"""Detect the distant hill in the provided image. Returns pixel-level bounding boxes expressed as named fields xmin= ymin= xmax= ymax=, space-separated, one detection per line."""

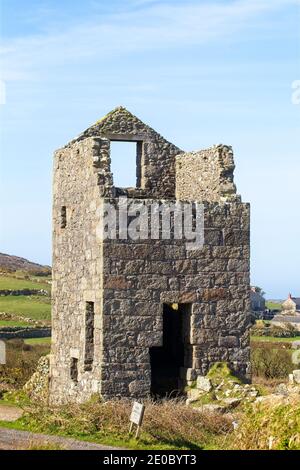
xmin=0 ymin=253 xmax=51 ymax=275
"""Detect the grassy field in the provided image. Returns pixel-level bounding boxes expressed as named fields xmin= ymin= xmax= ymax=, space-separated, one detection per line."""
xmin=266 ymin=301 xmax=282 ymax=310
xmin=0 ymin=296 xmax=51 ymax=321
xmin=0 ymin=320 xmax=30 ymax=328
xmin=0 ymin=275 xmax=50 ymax=293
xmin=24 ymin=337 xmax=51 ymax=345
xmin=0 ymin=273 xmax=51 ymax=325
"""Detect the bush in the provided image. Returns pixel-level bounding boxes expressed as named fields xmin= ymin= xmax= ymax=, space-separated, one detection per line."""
xmin=251 ymin=343 xmax=293 ymax=379
xmin=251 ymin=322 xmax=298 ymax=338
xmin=229 ymin=399 xmax=300 ymax=450
xmin=0 ymin=339 xmax=50 ymax=393
xmin=270 ymin=324 xmax=298 ymax=338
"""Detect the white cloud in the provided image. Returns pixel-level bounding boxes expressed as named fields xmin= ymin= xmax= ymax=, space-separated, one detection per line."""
xmin=0 ymin=0 xmax=298 ymax=81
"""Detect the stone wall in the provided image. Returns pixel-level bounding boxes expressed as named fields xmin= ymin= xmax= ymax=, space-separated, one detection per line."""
xmin=0 ymin=327 xmax=51 ymax=339
xmin=0 ymin=311 xmax=50 ymax=327
xmin=176 ymin=145 xmax=238 ymax=203
xmin=24 ymin=355 xmax=50 ymax=403
xmin=100 ymin=201 xmax=250 ymax=399
xmin=50 ymin=138 xmax=104 ymax=404
xmin=0 ymin=289 xmax=48 ymax=296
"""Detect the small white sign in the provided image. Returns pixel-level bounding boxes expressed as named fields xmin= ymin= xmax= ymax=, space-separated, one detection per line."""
xmin=0 ymin=340 xmax=6 ymax=365
xmin=130 ymin=401 xmax=145 ymax=426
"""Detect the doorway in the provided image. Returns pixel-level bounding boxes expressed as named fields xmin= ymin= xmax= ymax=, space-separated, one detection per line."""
xmin=150 ymin=303 xmax=191 ymax=397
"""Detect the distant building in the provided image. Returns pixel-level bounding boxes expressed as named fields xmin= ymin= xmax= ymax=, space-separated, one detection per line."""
xmin=271 ymin=293 xmax=300 ymax=331
xmin=250 ymin=287 xmax=265 ymax=312
xmin=281 ymin=293 xmax=300 ymax=315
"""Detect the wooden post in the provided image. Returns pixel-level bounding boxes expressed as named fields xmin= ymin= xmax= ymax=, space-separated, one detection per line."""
xmin=135 ymin=425 xmax=141 ymax=439
xmin=0 ymin=340 xmax=6 ymax=365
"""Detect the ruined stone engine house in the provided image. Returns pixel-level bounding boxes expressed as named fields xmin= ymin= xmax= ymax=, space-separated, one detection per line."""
xmin=50 ymin=107 xmax=250 ymax=404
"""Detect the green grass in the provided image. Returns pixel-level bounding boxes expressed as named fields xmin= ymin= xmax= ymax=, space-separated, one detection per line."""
xmin=251 ymin=335 xmax=300 ymax=343
xmin=266 ymin=301 xmax=282 ymax=310
xmin=0 ymin=320 xmax=30 ymax=328
xmin=0 ymin=275 xmax=51 ymax=293
xmin=29 ymin=274 xmax=51 ymax=283
xmin=24 ymin=337 xmax=51 ymax=345
xmin=0 ymin=296 xmax=51 ymax=321
xmin=0 ymin=416 xmax=221 ymax=450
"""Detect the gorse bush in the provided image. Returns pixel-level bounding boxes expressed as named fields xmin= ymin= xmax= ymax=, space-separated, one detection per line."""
xmin=251 ymin=343 xmax=293 ymax=379
xmin=230 ymin=399 xmax=300 ymax=450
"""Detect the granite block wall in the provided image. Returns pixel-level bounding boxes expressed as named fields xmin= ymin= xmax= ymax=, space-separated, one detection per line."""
xmin=100 ymin=201 xmax=250 ymax=399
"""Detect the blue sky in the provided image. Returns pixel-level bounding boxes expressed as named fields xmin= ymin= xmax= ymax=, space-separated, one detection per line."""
xmin=0 ymin=0 xmax=299 ymax=298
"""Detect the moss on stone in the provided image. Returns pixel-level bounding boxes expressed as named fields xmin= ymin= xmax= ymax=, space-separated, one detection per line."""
xmin=207 ymin=362 xmax=242 ymax=385
xmin=94 ymin=106 xmax=131 ymax=126
xmin=191 ymin=391 xmax=217 ymax=407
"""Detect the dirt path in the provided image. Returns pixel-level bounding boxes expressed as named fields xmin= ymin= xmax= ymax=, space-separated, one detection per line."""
xmin=0 ymin=426 xmax=123 ymax=450
xmin=0 ymin=405 xmax=23 ymax=422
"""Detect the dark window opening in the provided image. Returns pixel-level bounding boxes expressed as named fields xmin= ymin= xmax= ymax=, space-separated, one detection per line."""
xmin=84 ymin=301 xmax=95 ymax=371
xmin=150 ymin=303 xmax=192 ymax=398
xmin=110 ymin=140 xmax=143 ymax=188
xmin=70 ymin=357 xmax=78 ymax=383
xmin=61 ymin=206 xmax=67 ymax=228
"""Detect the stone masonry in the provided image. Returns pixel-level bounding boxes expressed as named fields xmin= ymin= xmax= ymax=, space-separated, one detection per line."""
xmin=50 ymin=106 xmax=251 ymax=404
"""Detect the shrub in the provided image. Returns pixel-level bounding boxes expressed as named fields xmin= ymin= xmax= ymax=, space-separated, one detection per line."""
xmin=0 ymin=339 xmax=50 ymax=393
xmin=251 ymin=322 xmax=298 ymax=338
xmin=251 ymin=343 xmax=293 ymax=379
xmin=229 ymin=399 xmax=300 ymax=450
xmin=270 ymin=324 xmax=298 ymax=338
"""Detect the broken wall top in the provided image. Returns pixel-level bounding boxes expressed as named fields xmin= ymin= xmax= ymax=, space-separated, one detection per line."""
xmin=176 ymin=144 xmax=241 ymax=203
xmin=56 ymin=107 xmax=242 ymax=203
